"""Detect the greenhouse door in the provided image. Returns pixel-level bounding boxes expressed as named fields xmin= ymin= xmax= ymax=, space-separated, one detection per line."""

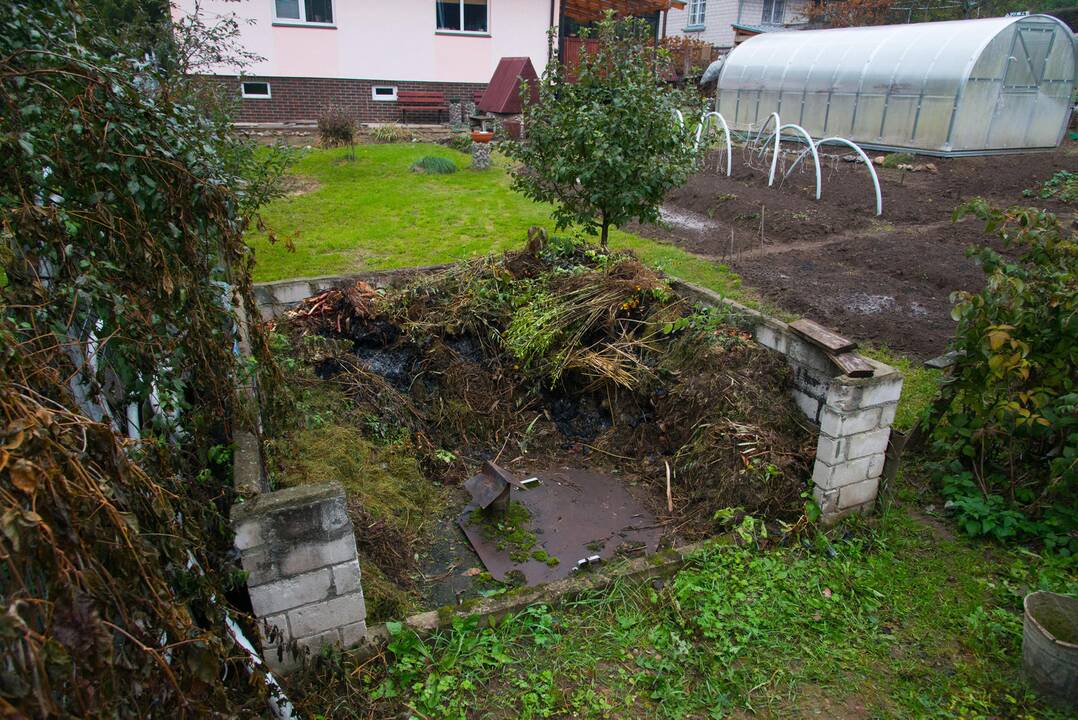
xmin=985 ymin=23 xmax=1053 ymax=148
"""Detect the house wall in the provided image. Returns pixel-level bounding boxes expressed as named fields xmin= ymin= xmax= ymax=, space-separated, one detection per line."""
xmin=665 ymin=0 xmax=809 ymax=49
xmin=208 ymin=74 xmax=487 ymax=123
xmin=173 ymin=0 xmax=559 ymax=122
xmin=665 ymin=0 xmax=740 ymax=49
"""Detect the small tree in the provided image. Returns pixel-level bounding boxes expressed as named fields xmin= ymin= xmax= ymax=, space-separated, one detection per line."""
xmin=504 ymin=13 xmax=701 ymax=248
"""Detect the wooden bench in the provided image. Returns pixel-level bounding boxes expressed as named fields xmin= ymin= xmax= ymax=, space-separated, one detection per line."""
xmin=398 ymin=91 xmax=448 ymax=123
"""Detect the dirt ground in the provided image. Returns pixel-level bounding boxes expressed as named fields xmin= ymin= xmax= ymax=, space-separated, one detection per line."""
xmin=632 ymin=141 xmax=1077 ymax=358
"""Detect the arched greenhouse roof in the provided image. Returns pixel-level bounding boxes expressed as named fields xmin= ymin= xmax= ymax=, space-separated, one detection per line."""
xmin=716 ymin=15 xmax=1077 ymax=156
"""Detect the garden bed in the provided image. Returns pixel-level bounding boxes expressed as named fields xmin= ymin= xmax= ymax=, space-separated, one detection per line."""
xmin=262 ymin=241 xmax=819 ymax=622
xmin=631 ymin=141 xmax=1077 ymax=357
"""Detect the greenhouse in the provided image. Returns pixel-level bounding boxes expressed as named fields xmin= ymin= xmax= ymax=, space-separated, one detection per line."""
xmin=715 ymin=15 xmax=1077 ymax=156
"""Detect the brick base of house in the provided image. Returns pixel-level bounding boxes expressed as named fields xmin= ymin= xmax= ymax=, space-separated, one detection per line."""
xmin=206 ymin=75 xmax=487 ymax=125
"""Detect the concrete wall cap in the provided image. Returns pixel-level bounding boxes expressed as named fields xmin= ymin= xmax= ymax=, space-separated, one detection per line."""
xmin=231 ymin=480 xmax=345 ymax=525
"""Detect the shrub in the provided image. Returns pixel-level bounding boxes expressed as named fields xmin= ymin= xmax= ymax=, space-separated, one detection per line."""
xmin=1 ymin=0 xmax=288 ymax=713
xmin=317 ymin=105 xmax=357 ymax=148
xmin=928 ymin=200 xmax=1077 ymax=553
xmin=411 ymin=155 xmax=457 ymax=174
xmin=370 ymin=123 xmax=410 ymax=143
xmin=503 ymin=13 xmax=702 ymax=248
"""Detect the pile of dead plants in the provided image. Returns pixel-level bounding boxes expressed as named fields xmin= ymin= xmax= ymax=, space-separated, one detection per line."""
xmin=273 ymin=235 xmax=815 ymax=541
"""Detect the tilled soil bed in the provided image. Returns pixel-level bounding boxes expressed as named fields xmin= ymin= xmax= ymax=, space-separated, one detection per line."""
xmin=631 ymin=141 xmax=1077 ymax=358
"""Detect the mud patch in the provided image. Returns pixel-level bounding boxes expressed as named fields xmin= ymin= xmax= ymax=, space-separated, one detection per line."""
xmin=659 ymin=205 xmax=721 ymax=234
xmin=280 ymin=173 xmax=322 ymax=197
xmin=845 ymin=293 xmax=896 ymax=315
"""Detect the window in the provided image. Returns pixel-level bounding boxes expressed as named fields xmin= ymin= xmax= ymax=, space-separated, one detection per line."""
xmin=688 ymin=0 xmax=706 ymax=26
xmin=241 ymin=81 xmax=271 ymax=98
xmin=761 ymin=0 xmax=785 ymax=24
xmin=274 ymin=0 xmax=334 ymax=25
xmin=436 ymin=0 xmax=488 ymax=34
xmin=372 ymin=86 xmax=398 ymax=101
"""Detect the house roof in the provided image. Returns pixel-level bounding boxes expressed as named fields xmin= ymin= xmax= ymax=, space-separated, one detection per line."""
xmin=563 ymin=0 xmax=686 ymax=22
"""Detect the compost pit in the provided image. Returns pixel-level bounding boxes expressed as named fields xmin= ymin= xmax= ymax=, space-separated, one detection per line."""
xmin=265 ymin=240 xmax=815 ymax=621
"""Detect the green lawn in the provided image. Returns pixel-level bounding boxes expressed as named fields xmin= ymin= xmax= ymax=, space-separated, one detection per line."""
xmin=253 ymin=145 xmax=1075 ymax=719
xmin=249 ymin=143 xmax=744 ymax=302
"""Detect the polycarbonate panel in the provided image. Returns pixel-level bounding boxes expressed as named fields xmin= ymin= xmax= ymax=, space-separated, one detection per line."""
xmin=1029 ymin=93 xmax=1070 ymax=142
xmin=852 ymin=95 xmax=886 ymax=139
xmin=948 ymin=81 xmax=997 ymax=148
xmin=715 ymin=15 xmax=1076 ymax=155
xmin=880 ymin=96 xmax=918 ymax=144
xmin=986 ymin=91 xmax=1038 ymax=147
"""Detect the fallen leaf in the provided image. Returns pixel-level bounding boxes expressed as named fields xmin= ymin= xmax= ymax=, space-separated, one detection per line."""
xmin=10 ymin=459 xmax=39 ymax=495
xmin=822 ymin=587 xmax=832 ymax=599
xmin=462 ymin=567 xmax=483 ymax=577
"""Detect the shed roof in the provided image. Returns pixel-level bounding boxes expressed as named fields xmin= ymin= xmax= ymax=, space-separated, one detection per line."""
xmin=478 ymin=57 xmax=539 ymax=115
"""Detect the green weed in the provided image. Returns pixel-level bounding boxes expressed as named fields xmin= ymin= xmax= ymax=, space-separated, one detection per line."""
xmin=303 ymin=499 xmax=1076 ymax=719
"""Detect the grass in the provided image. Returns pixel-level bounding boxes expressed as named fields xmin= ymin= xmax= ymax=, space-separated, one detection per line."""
xmin=859 ymin=345 xmax=941 ymax=431
xmin=248 ymin=144 xmax=744 ymax=303
xmin=295 ymin=465 xmax=1077 ymax=719
xmin=255 ymin=146 xmax=1075 ymax=718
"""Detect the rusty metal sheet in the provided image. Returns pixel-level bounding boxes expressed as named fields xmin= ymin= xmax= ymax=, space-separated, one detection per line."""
xmin=463 ymin=461 xmax=523 ymax=512
xmin=459 ymin=466 xmax=663 ymax=586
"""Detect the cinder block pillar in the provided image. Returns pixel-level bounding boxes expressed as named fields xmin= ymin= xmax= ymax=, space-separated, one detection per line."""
xmin=232 ymin=481 xmax=367 ymax=672
xmin=812 ymin=372 xmax=903 ymax=522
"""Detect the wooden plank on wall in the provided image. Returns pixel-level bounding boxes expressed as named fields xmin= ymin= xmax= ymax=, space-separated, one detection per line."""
xmin=828 ymin=351 xmax=875 ymax=378
xmin=789 ymin=318 xmax=858 ymax=354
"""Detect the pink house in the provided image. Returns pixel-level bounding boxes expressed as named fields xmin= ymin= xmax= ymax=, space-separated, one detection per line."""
xmin=174 ymin=0 xmax=686 ymax=124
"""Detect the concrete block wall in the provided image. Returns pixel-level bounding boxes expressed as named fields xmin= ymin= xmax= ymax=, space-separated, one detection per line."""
xmin=231 ymin=481 xmax=366 ymax=672
xmin=670 ymin=279 xmax=904 ymax=523
xmin=810 ymin=373 xmax=902 ymax=518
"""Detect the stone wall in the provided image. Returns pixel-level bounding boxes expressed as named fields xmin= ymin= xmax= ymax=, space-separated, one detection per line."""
xmin=231 ymin=481 xmax=367 ymax=672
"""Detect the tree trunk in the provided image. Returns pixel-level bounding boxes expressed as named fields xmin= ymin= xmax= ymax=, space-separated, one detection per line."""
xmin=600 ymin=214 xmax=610 ymax=249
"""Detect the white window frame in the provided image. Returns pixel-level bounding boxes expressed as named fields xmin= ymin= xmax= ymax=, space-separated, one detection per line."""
xmin=272 ymin=0 xmax=336 ymax=28
xmin=241 ymin=81 xmax=272 ymax=99
xmin=371 ymin=86 xmax=398 ymax=102
xmin=761 ymin=0 xmax=785 ymax=25
xmin=435 ymin=0 xmax=491 ymax=36
xmin=687 ymin=0 xmax=706 ymax=28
